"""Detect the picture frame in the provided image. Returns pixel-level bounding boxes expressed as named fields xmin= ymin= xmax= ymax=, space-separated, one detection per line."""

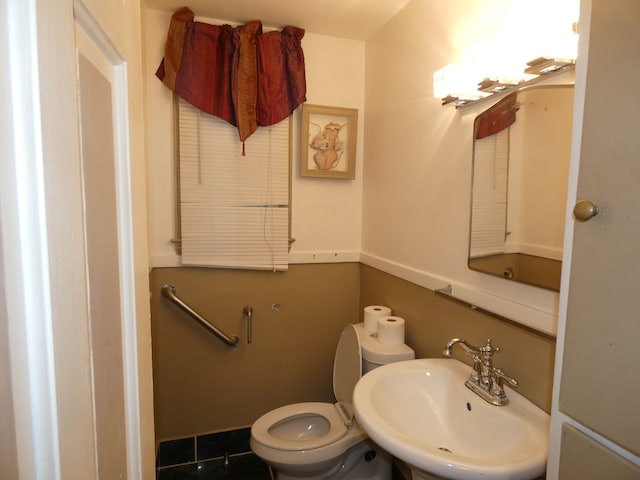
xmin=300 ymin=104 xmax=358 ymax=179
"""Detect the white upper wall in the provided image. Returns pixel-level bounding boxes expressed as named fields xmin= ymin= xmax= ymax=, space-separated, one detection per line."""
xmin=144 ymin=8 xmax=365 ymax=267
xmin=362 ymin=0 xmax=577 ymax=334
xmin=144 ymin=0 xmax=578 ymax=334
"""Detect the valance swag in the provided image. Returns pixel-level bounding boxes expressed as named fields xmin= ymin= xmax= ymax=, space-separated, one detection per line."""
xmin=474 ymin=95 xmax=518 ymax=140
xmin=156 ymin=7 xmax=306 ymax=145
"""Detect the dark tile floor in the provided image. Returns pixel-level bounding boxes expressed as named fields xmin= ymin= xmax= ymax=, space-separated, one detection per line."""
xmin=156 ymin=428 xmax=272 ymax=480
xmin=157 ymin=453 xmax=271 ymax=480
xmin=156 ymin=426 xmax=411 ymax=480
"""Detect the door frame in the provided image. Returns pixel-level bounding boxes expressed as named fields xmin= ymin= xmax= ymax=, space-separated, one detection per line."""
xmin=75 ymin=4 xmax=146 ymax=477
xmin=1 ymin=0 xmax=154 ymax=478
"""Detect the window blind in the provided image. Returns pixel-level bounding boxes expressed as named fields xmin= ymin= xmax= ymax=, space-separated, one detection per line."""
xmin=469 ymin=129 xmax=509 ymax=258
xmin=177 ymin=98 xmax=290 ymax=271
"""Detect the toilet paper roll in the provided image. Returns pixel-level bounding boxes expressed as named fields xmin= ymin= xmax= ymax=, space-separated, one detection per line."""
xmin=364 ymin=305 xmax=392 ymax=332
xmin=377 ymin=316 xmax=405 ymax=345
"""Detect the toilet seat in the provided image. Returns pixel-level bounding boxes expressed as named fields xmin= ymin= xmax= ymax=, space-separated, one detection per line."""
xmin=251 ymin=325 xmax=364 ymax=455
xmin=251 ymin=402 xmax=348 ymax=451
xmin=251 ymin=324 xmax=376 ymax=476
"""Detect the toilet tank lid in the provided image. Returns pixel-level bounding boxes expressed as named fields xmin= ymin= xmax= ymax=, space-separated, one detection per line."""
xmin=355 ymin=323 xmax=415 ymax=364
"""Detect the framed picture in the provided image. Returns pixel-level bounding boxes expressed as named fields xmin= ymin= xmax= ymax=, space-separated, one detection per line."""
xmin=300 ymin=104 xmax=358 ymax=179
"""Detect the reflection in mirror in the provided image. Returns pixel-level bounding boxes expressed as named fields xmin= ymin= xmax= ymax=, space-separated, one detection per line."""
xmin=469 ymin=85 xmax=574 ymax=291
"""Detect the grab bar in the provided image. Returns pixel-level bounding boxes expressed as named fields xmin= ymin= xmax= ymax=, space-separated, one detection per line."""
xmin=161 ymin=284 xmax=240 ymax=347
xmin=243 ymin=305 xmax=253 ymax=344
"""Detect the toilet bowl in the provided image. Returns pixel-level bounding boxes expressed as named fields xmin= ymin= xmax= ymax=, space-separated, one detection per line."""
xmin=251 ymin=402 xmax=369 ymax=478
xmin=250 ymin=322 xmax=414 ymax=480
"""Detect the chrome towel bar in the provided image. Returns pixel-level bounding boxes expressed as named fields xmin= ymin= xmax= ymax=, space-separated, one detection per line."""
xmin=160 ymin=284 xmax=240 ymax=347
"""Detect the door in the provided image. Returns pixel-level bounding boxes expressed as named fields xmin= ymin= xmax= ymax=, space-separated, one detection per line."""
xmin=0 ymin=0 xmax=154 ymax=478
xmin=548 ymin=0 xmax=640 ymax=476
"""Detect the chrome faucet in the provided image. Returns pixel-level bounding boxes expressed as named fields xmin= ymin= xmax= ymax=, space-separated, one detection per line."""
xmin=443 ymin=338 xmax=518 ymax=406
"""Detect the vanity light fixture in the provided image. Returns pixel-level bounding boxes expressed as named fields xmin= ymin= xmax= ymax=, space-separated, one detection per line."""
xmin=433 ymin=63 xmax=526 ymax=107
xmin=524 ymin=56 xmax=575 ymax=75
xmin=434 ymin=57 xmax=575 ymax=107
xmin=441 ymin=95 xmax=471 ymax=108
xmin=477 ymin=78 xmax=519 ymax=94
xmin=435 ymin=13 xmax=579 ymax=107
xmin=433 ymin=63 xmax=491 ymax=103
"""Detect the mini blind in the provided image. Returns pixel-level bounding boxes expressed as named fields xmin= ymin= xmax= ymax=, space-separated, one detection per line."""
xmin=177 ymin=98 xmax=290 ymax=271
xmin=470 ymin=129 xmax=509 ymax=258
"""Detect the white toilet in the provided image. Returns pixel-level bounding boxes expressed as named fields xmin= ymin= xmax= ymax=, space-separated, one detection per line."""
xmin=250 ymin=322 xmax=415 ymax=480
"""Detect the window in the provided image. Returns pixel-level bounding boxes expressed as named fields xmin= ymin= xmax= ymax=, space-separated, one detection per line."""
xmin=175 ymin=97 xmax=291 ymax=271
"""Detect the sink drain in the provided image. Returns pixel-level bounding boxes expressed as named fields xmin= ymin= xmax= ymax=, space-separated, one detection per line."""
xmin=438 ymin=447 xmax=453 ymax=454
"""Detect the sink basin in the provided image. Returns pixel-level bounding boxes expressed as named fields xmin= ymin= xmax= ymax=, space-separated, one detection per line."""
xmin=353 ymin=358 xmax=549 ymax=480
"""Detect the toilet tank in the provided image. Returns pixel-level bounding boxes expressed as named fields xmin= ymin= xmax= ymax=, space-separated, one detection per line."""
xmin=353 ymin=322 xmax=415 ymax=373
xmin=332 ymin=322 xmax=415 ymax=408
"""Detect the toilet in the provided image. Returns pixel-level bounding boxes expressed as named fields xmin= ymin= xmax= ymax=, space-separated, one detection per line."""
xmin=250 ymin=322 xmax=415 ymax=480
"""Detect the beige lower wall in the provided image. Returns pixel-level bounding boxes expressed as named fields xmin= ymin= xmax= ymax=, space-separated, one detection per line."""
xmin=360 ymin=265 xmax=556 ymax=412
xmin=150 ymin=263 xmax=556 ymax=442
xmin=149 ymin=264 xmax=361 ymax=441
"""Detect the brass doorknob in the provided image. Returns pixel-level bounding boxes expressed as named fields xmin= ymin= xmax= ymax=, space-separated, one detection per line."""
xmin=573 ymin=200 xmax=599 ymax=222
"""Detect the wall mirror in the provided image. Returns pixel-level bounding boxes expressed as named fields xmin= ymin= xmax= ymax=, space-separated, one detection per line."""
xmin=469 ymin=85 xmax=574 ymax=291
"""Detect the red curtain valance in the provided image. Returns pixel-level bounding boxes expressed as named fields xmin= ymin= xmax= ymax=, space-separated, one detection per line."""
xmin=475 ymin=95 xmax=518 ymax=140
xmin=156 ymin=7 xmax=307 ymax=144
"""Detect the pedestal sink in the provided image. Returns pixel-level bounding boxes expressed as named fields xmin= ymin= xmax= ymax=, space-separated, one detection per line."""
xmin=353 ymin=358 xmax=549 ymax=480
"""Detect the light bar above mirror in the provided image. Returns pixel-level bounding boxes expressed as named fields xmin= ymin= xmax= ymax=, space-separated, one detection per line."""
xmin=437 ymin=57 xmax=575 ymax=108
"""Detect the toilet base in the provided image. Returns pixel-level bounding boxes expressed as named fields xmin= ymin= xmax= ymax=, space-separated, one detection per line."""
xmin=275 ymin=440 xmax=391 ymax=480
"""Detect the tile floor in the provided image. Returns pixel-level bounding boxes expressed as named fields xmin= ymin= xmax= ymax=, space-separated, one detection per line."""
xmin=156 ymin=426 xmax=410 ymax=480
xmin=156 ymin=428 xmax=272 ymax=480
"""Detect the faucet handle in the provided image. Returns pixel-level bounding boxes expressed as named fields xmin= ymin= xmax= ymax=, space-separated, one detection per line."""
xmin=490 ymin=368 xmax=518 ymax=401
xmin=494 ymin=368 xmax=517 ymax=387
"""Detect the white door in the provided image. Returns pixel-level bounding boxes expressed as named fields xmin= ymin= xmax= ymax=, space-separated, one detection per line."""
xmin=548 ymin=0 xmax=640 ymax=476
xmin=0 ymin=0 xmax=154 ymax=478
